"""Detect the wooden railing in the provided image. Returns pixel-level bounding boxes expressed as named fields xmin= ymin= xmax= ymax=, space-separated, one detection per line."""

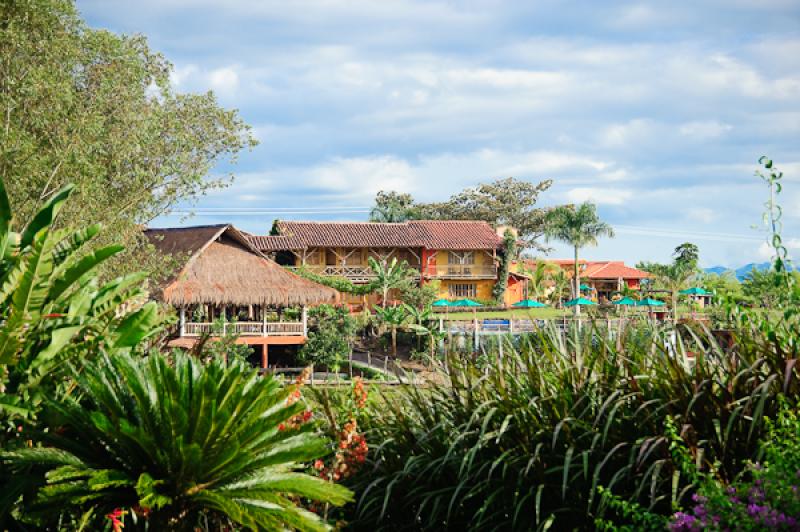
xmin=290 ymin=265 xmax=421 ymax=280
xmin=182 ymin=321 xmax=305 ymax=337
xmin=425 ymin=264 xmax=497 ymax=279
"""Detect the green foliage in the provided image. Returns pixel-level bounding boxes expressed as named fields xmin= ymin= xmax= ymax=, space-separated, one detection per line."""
xmin=293 ymin=266 xmax=376 ymax=295
xmin=2 ymin=351 xmax=352 ymax=530
xmin=373 ymin=305 xmax=409 ymax=357
xmin=492 ymin=229 xmax=518 ymax=303
xmin=544 ymin=202 xmax=614 ymax=298
xmin=399 ymin=279 xmax=440 ymax=309
xmin=300 ymin=305 xmax=357 ymax=371
xmin=741 ymin=268 xmax=800 ymax=308
xmin=369 ymin=191 xmax=418 ymax=222
xmin=346 ymin=316 xmax=800 ymax=530
xmin=0 ymin=179 xmax=164 ymax=425
xmin=0 ymin=0 xmax=256 ymax=279
xmin=638 ymin=242 xmax=701 ymax=313
xmin=368 ymin=257 xmax=415 ymax=308
xmin=199 ymin=317 xmax=252 ymax=365
xmin=668 ymin=399 xmax=800 ymax=530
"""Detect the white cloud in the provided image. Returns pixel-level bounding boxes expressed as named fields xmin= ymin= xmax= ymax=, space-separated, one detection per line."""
xmin=208 ymin=66 xmax=240 ymax=94
xmin=565 ymin=187 xmax=633 ymax=206
xmin=685 ymin=207 xmax=718 ymax=224
xmin=679 ymin=121 xmax=733 ymax=140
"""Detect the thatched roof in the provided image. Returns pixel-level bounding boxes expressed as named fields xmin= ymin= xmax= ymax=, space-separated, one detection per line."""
xmin=145 ymin=224 xmax=337 ymax=307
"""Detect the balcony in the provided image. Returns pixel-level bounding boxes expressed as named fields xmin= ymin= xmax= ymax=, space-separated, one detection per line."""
xmin=425 ymin=264 xmax=497 ymax=279
xmin=182 ymin=321 xmax=305 ymax=337
xmin=290 ymin=265 xmax=421 ymax=282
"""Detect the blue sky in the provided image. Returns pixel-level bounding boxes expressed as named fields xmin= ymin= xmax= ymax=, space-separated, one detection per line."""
xmin=79 ymin=0 xmax=800 ymax=267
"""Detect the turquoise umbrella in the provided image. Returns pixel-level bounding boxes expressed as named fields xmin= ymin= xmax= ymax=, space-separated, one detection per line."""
xmin=432 ymin=299 xmax=452 ymax=307
xmin=564 ymin=297 xmax=596 ymax=307
xmin=579 ymin=284 xmax=592 ymax=291
xmin=454 ymin=298 xmax=481 ymax=307
xmin=513 ymin=299 xmax=548 ymax=308
xmin=637 ymin=297 xmax=666 ymax=307
xmin=613 ymin=297 xmax=637 ymax=306
xmin=679 ymin=287 xmax=711 ymax=296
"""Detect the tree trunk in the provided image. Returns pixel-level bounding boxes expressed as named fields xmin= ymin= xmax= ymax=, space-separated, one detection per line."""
xmin=391 ymin=326 xmax=397 ymax=357
xmin=573 ymin=245 xmax=580 ymax=299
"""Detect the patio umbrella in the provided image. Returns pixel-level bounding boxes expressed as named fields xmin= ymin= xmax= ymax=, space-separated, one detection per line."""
xmin=513 ymin=299 xmax=548 ymax=308
xmin=564 ymin=297 xmax=596 ymax=307
xmin=579 ymin=284 xmax=592 ymax=291
xmin=432 ymin=299 xmax=452 ymax=306
xmin=636 ymin=297 xmax=665 ymax=307
xmin=612 ymin=297 xmax=637 ymax=306
xmin=679 ymin=287 xmax=711 ymax=296
xmin=454 ymin=298 xmax=482 ymax=307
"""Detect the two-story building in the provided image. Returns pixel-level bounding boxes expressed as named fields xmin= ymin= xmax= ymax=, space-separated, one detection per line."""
xmin=248 ymin=220 xmax=506 ymax=307
xmin=549 ymin=259 xmax=650 ymax=302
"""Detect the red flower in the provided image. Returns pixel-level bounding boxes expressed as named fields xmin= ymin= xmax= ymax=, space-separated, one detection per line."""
xmin=278 ymin=423 xmax=285 ymax=431
xmin=43 ymin=313 xmax=66 ymax=319
xmin=106 ymin=509 xmax=126 ymax=532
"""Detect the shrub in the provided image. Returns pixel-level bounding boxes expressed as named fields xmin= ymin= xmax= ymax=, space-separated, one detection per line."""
xmin=300 ymin=305 xmax=357 ymax=371
xmin=345 ymin=318 xmax=800 ymax=530
xmin=2 ymin=351 xmax=352 ymax=530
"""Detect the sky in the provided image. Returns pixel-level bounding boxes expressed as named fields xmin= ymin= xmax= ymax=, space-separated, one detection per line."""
xmin=79 ymin=0 xmax=800 ymax=268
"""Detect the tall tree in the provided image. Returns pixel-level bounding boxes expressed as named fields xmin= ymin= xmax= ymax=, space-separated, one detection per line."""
xmin=0 ymin=0 xmax=257 ymax=278
xmin=417 ymin=177 xmax=553 ymax=249
xmin=544 ymin=202 xmax=614 ymax=299
xmin=369 ymin=191 xmax=417 ymax=222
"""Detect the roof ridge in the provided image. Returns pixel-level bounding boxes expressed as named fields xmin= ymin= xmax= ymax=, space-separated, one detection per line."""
xmin=145 ymin=223 xmax=229 ymax=232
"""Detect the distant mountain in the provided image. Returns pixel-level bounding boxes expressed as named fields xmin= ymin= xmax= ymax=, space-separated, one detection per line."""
xmin=704 ymin=262 xmax=795 ymax=280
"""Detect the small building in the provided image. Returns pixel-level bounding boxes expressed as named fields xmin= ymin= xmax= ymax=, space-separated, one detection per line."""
xmin=145 ymin=224 xmax=338 ymax=368
xmin=545 ymin=260 xmax=650 ymax=303
xmin=249 ymin=220 xmax=505 ymax=308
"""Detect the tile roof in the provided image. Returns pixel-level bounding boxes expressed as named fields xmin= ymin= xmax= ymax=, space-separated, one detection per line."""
xmin=549 ymin=260 xmax=650 ymax=280
xmin=248 ymin=220 xmax=504 ymax=251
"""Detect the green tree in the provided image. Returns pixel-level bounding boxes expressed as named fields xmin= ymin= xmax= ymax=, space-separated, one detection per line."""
xmin=492 ymin=229 xmax=518 ymax=303
xmin=368 ymin=257 xmax=413 ymax=308
xmin=399 ymin=279 xmax=440 ymax=309
xmin=637 ymin=242 xmax=701 ymax=316
xmin=374 ymin=305 xmax=408 ymax=357
xmin=2 ymin=351 xmax=352 ymax=530
xmin=299 ymin=305 xmax=356 ymax=371
xmin=416 ymin=177 xmax=553 ymax=249
xmin=544 ymin=202 xmax=615 ymax=300
xmin=369 ymin=191 xmax=417 ymax=222
xmin=0 ymin=0 xmax=256 ymax=279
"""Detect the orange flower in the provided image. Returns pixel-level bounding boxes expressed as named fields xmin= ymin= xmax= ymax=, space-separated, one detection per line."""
xmin=106 ymin=509 xmax=126 ymax=532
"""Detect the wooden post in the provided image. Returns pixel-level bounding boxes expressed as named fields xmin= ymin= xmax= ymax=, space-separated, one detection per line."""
xmin=179 ymin=307 xmax=186 ymax=337
xmin=367 ymin=351 xmax=371 ymax=368
xmin=349 ymin=351 xmax=353 ymax=378
xmin=261 ymin=344 xmax=268 ymax=369
xmin=302 ymin=306 xmax=308 ymax=336
xmin=473 ymin=318 xmax=479 ymax=351
xmin=384 ymin=355 xmax=388 ymax=373
xmin=262 ymin=307 xmax=267 ymax=336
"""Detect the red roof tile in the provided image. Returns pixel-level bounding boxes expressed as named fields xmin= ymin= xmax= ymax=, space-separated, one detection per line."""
xmin=248 ymin=220 xmax=503 ymax=251
xmin=548 ymin=260 xmax=649 ymax=280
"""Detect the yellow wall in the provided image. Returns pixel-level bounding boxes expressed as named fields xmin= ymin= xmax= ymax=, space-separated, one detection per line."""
xmin=431 ymin=250 xmax=493 ymax=266
xmin=436 ymin=279 xmax=495 ymax=301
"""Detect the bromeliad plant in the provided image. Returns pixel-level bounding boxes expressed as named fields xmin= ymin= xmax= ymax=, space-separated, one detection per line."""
xmin=2 ymin=352 xmax=353 ymax=531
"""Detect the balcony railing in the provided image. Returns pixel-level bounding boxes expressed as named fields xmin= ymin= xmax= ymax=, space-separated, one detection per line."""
xmin=425 ymin=264 xmax=497 ymax=279
xmin=290 ymin=265 xmax=421 ymax=281
xmin=182 ymin=321 xmax=304 ymax=337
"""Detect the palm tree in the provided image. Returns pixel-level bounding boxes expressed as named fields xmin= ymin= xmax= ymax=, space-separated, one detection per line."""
xmin=544 ymin=202 xmax=615 ymax=300
xmin=3 ymin=351 xmax=352 ymax=530
xmin=368 ymin=256 xmax=412 ymax=308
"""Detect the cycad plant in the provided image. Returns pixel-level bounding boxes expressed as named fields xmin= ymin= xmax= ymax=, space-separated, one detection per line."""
xmin=3 ymin=352 xmax=352 ymax=531
xmin=347 ymin=317 xmax=800 ymax=530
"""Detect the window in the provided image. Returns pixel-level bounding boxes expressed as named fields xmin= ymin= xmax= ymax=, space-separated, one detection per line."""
xmin=449 ymin=283 xmax=477 ymax=298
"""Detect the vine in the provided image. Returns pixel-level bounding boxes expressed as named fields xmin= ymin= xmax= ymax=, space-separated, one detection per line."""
xmin=291 ymin=266 xmax=377 ymax=295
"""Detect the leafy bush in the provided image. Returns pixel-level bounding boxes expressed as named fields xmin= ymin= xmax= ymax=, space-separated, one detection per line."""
xmin=345 ymin=318 xmax=799 ymax=530
xmin=300 ymin=305 xmax=356 ymax=371
xmin=670 ymin=399 xmax=800 ymax=530
xmin=2 ymin=351 xmax=352 ymax=530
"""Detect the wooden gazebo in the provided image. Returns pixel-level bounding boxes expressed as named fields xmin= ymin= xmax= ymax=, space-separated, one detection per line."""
xmin=145 ymin=224 xmax=338 ymax=367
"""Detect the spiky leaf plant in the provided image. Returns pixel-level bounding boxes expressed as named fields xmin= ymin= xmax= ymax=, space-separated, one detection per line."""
xmin=3 ymin=351 xmax=352 ymax=530
xmin=348 ymin=319 xmax=799 ymax=530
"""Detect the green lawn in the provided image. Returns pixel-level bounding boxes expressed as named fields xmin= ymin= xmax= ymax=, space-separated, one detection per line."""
xmin=436 ymin=308 xmax=568 ymax=320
